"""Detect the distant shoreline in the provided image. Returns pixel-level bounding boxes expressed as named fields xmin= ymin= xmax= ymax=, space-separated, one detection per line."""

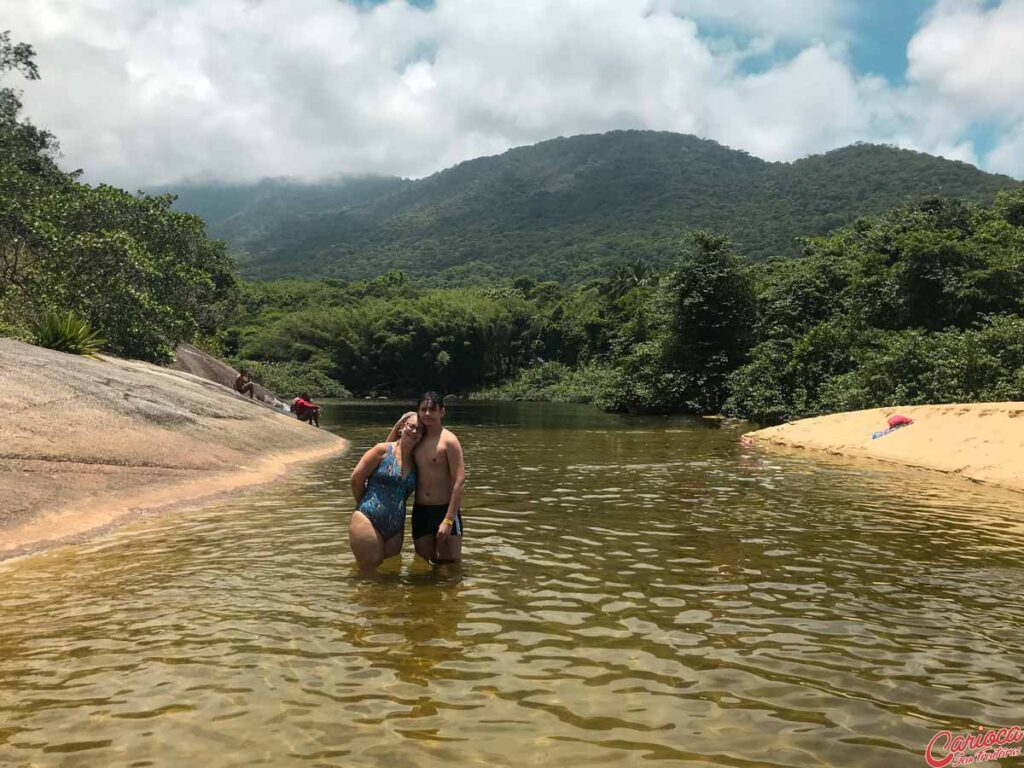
xmin=744 ymin=402 xmax=1024 ymax=495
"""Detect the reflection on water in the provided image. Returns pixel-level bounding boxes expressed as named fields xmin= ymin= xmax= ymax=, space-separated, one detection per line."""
xmin=1 ymin=401 xmax=1023 ymax=767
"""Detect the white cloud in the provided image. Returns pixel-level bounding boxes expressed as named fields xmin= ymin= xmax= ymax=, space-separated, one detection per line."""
xmin=908 ymin=0 xmax=1024 ymax=118
xmin=906 ymin=0 xmax=1024 ymax=176
xmin=705 ymin=44 xmax=887 ymax=161
xmin=988 ymin=130 xmax=1024 ymax=179
xmin=0 ymin=0 xmax=1021 ymax=186
xmin=655 ymin=0 xmax=856 ymax=42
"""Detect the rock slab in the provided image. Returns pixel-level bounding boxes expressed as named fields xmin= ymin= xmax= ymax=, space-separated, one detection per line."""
xmin=0 ymin=339 xmax=347 ymax=559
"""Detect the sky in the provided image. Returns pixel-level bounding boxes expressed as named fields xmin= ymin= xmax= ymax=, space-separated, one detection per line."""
xmin=2 ymin=0 xmax=1023 ymax=187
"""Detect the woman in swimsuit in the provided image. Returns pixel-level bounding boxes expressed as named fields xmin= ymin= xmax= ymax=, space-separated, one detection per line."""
xmin=348 ymin=414 xmax=421 ymax=570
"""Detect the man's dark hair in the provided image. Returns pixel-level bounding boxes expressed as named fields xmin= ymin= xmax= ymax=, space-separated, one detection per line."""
xmin=418 ymin=390 xmax=444 ymax=410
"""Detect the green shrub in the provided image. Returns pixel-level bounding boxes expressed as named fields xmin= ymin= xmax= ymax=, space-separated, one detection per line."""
xmin=838 ymin=316 xmax=1024 ymax=407
xmin=722 ymin=340 xmax=795 ymax=424
xmin=472 ymin=360 xmax=617 ymax=404
xmin=234 ymin=359 xmax=351 ymax=399
xmin=0 ymin=319 xmax=32 ymax=341
xmin=594 ymin=341 xmax=692 ymax=413
xmin=34 ymin=311 xmax=105 ymax=358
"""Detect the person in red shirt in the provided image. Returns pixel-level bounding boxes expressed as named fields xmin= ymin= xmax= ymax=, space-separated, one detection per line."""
xmin=293 ymin=393 xmax=321 ymax=427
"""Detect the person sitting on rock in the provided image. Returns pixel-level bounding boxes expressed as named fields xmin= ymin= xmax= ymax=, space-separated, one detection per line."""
xmin=234 ymin=369 xmax=255 ymax=399
xmin=293 ymin=393 xmax=321 ymax=427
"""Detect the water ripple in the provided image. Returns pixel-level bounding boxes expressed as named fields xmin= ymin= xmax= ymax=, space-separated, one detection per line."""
xmin=1 ymin=401 xmax=1023 ymax=766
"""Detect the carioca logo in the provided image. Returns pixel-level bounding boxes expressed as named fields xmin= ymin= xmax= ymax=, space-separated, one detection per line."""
xmin=925 ymin=726 xmax=1023 ymax=767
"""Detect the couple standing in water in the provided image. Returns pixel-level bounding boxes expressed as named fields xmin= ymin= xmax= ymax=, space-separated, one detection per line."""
xmin=348 ymin=392 xmax=465 ymax=570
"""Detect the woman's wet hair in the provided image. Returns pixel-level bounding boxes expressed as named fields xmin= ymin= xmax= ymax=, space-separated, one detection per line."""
xmin=418 ymin=390 xmax=444 ymax=410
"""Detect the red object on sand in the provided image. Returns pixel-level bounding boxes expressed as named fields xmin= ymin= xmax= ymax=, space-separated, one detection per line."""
xmin=887 ymin=414 xmax=913 ymax=428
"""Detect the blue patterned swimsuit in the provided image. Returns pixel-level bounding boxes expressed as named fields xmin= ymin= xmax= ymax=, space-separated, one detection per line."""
xmin=358 ymin=443 xmax=417 ymax=540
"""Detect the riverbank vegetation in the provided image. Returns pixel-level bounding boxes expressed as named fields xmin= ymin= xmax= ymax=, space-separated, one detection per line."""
xmin=224 ymin=191 xmax=1024 ymax=422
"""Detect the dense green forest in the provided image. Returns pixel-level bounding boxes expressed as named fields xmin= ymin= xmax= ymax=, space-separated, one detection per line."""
xmin=227 ymin=190 xmax=1024 ymax=422
xmin=163 ymin=175 xmax=407 ymax=260
xmin=0 ymin=33 xmax=236 ymax=363
xmin=3 ymin=30 xmax=1023 ymax=424
xmin=166 ymin=131 xmax=1020 ymax=283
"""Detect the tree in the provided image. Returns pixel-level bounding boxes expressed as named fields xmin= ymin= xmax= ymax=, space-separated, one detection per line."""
xmin=0 ymin=31 xmax=63 ymax=178
xmin=658 ymin=231 xmax=756 ymax=412
xmin=0 ymin=32 xmax=238 ymax=361
xmin=605 ymin=259 xmax=656 ymax=299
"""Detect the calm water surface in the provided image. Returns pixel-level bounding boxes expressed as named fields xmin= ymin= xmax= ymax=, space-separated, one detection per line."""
xmin=1 ymin=401 xmax=1023 ymax=767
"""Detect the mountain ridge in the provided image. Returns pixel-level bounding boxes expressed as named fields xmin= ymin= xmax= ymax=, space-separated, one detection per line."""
xmin=163 ymin=131 xmax=1021 ymax=282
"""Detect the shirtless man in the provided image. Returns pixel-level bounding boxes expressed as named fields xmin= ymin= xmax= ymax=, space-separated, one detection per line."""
xmin=388 ymin=392 xmax=465 ymax=563
xmin=234 ymin=369 xmax=255 ymax=399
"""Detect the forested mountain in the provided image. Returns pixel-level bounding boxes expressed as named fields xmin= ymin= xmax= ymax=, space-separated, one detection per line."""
xmin=159 ymin=175 xmax=407 ymax=256
xmin=166 ymin=131 xmax=1021 ymax=282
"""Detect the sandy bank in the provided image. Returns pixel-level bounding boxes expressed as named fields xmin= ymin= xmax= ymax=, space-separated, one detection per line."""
xmin=744 ymin=402 xmax=1024 ymax=493
xmin=0 ymin=339 xmax=347 ymax=559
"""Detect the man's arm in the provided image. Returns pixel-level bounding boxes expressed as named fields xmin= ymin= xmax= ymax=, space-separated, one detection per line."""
xmin=436 ymin=432 xmax=465 ymax=539
xmin=385 ymin=411 xmax=415 ymax=443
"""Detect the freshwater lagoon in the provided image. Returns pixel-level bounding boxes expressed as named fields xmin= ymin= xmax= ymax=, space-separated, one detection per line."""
xmin=1 ymin=401 xmax=1022 ymax=767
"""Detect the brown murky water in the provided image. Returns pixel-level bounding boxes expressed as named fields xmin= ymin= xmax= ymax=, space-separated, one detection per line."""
xmin=1 ymin=401 xmax=1023 ymax=767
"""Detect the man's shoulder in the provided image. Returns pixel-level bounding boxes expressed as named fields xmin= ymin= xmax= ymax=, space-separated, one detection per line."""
xmin=440 ymin=427 xmax=461 ymax=443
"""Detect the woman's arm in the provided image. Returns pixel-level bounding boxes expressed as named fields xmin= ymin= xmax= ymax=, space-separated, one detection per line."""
xmin=350 ymin=443 xmax=386 ymax=506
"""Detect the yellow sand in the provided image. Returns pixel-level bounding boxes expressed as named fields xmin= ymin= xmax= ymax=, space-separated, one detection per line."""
xmin=744 ymin=402 xmax=1024 ymax=493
